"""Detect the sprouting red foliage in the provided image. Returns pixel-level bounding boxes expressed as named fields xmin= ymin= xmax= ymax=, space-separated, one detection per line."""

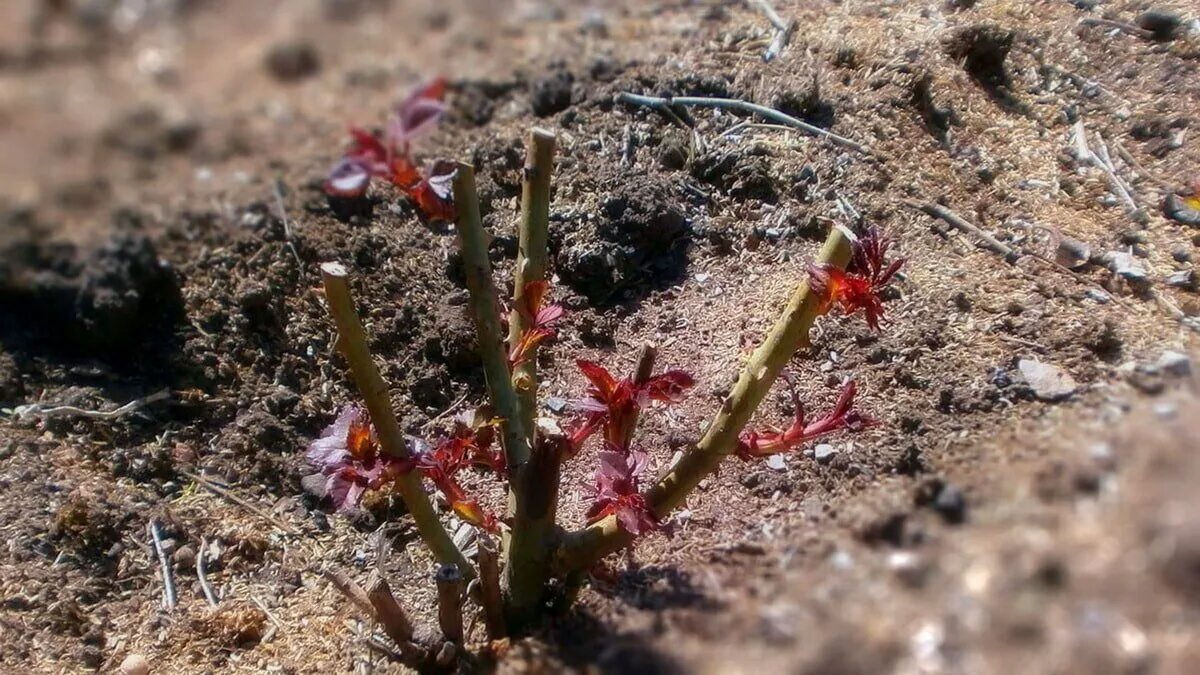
xmin=324 ymin=78 xmax=455 ymax=222
xmin=508 ymin=280 xmax=565 ymax=367
xmin=387 ymin=78 xmax=448 ymax=152
xmin=306 ymin=406 xmax=415 ymax=511
xmin=585 ymin=445 xmax=657 ymax=535
xmin=569 ymin=359 xmax=695 ymax=452
xmin=408 ymin=408 xmax=504 ymax=532
xmin=808 ymin=227 xmax=904 ymax=331
xmin=737 ymin=378 xmax=875 ymax=460
xmin=306 ymin=405 xmax=500 ymax=531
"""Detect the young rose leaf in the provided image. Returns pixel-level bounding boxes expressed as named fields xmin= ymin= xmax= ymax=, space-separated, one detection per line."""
xmin=569 ymin=358 xmax=695 ymax=451
xmin=305 ymin=405 xmax=415 ymax=511
xmin=737 ymin=379 xmax=876 ymax=460
xmin=508 ymin=280 xmax=565 ymax=367
xmin=585 ymin=445 xmax=656 ymax=535
xmin=387 ymin=77 xmax=448 ymax=151
xmin=809 ymin=226 xmax=904 ymax=331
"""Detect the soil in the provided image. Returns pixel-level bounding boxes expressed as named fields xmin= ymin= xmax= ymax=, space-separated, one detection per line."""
xmin=2 ymin=0 xmax=1199 ymax=673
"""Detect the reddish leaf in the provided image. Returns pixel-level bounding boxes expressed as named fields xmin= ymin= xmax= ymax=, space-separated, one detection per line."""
xmin=809 ymin=226 xmax=904 ymax=331
xmin=737 ymin=379 xmax=877 ymax=460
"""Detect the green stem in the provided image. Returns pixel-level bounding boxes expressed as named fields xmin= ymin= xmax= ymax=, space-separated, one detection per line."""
xmin=451 ymin=164 xmax=532 ymax=472
xmin=508 ymin=128 xmax=557 ymax=436
xmin=319 ymin=263 xmax=471 ymax=575
xmin=451 ymin=163 xmax=550 ymax=627
xmin=552 ymin=228 xmax=854 ymax=572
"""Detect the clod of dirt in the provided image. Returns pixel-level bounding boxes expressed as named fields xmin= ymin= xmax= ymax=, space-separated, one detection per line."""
xmin=1018 ymin=359 xmax=1077 ymax=402
xmin=0 ymin=349 xmax=24 ymax=404
xmin=193 ymin=603 xmax=268 ymax=647
xmin=424 ymin=301 xmax=481 ymax=377
xmin=943 ymin=25 xmax=1024 ymax=112
xmin=691 ymin=149 xmax=777 ymax=202
xmin=911 ymin=71 xmax=959 ymax=145
xmin=0 ymin=222 xmax=184 ymax=361
xmin=530 ymin=68 xmax=573 ymax=117
xmin=1137 ymin=10 xmax=1185 ymax=42
xmin=452 ymin=78 xmax=519 ymax=127
xmin=771 ymin=77 xmax=834 ymax=130
xmin=555 ymin=176 xmax=689 ymax=303
xmin=264 ymin=41 xmax=321 ymax=82
xmin=101 ymin=106 xmax=202 ymax=160
xmin=50 ymin=496 xmax=124 ymax=559
xmin=657 ymin=134 xmax=689 ymax=170
xmin=1082 ymin=318 xmax=1122 ymax=361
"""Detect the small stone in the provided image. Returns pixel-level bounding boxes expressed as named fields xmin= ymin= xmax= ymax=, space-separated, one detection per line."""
xmin=1166 ymin=269 xmax=1197 ymax=290
xmin=1085 ymin=289 xmax=1111 ymax=304
xmin=933 ymin=484 xmax=967 ymax=524
xmin=1158 ymin=350 xmax=1192 ymax=377
xmin=173 ymin=543 xmax=196 ymax=570
xmin=813 ymin=444 xmax=837 ymax=464
xmin=120 ymin=654 xmax=150 ymax=675
xmin=264 ymin=41 xmax=321 ymax=82
xmin=300 ymin=472 xmax=328 ymax=499
xmin=888 ymin=551 xmax=930 ymax=588
xmin=1137 ymin=10 xmax=1184 ymax=42
xmin=1172 ymin=247 xmax=1193 ymax=263
xmin=544 ymin=396 xmax=568 ymax=413
xmin=1107 ymin=251 xmax=1148 ymax=283
xmin=765 ymin=454 xmax=787 ymax=472
xmin=1018 ymin=359 xmax=1078 ymax=402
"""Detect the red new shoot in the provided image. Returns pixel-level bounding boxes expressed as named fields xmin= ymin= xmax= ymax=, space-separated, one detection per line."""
xmin=585 ymin=444 xmax=656 ymax=535
xmin=565 ymin=355 xmax=696 ymax=536
xmin=737 ymin=377 xmax=875 ymax=460
xmin=307 ymin=404 xmax=500 ymax=532
xmin=324 ymin=78 xmax=456 ymax=222
xmin=307 ymin=405 xmax=415 ymax=511
xmin=569 ymin=359 xmax=695 ymax=451
xmin=508 ymin=280 xmax=564 ymax=367
xmin=808 ymin=226 xmax=904 ymax=330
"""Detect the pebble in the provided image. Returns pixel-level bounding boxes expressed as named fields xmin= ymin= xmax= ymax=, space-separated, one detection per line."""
xmin=1107 ymin=251 xmax=1148 ymax=283
xmin=887 ymin=551 xmax=930 ymax=588
xmin=1018 ymin=359 xmax=1078 ymax=402
xmin=173 ymin=543 xmax=196 ymax=570
xmin=1158 ymin=350 xmax=1192 ymax=377
xmin=813 ymin=444 xmax=837 ymax=464
xmin=765 ymin=454 xmax=787 ymax=471
xmin=1165 ymin=269 xmax=1196 ymax=290
xmin=264 ymin=41 xmax=321 ymax=82
xmin=119 ymin=654 xmax=150 ymax=675
xmin=933 ymin=484 xmax=967 ymax=524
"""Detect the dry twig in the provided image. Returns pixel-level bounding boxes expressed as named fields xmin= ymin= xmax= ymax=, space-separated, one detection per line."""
xmin=197 ymin=537 xmax=219 ymax=607
xmin=749 ymin=0 xmax=796 ymax=62
xmin=902 ymin=200 xmax=1019 ymax=263
xmin=148 ymin=519 xmax=177 ymax=611
xmin=616 ymin=92 xmax=873 ymax=156
xmin=6 ymin=389 xmax=170 ymax=422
